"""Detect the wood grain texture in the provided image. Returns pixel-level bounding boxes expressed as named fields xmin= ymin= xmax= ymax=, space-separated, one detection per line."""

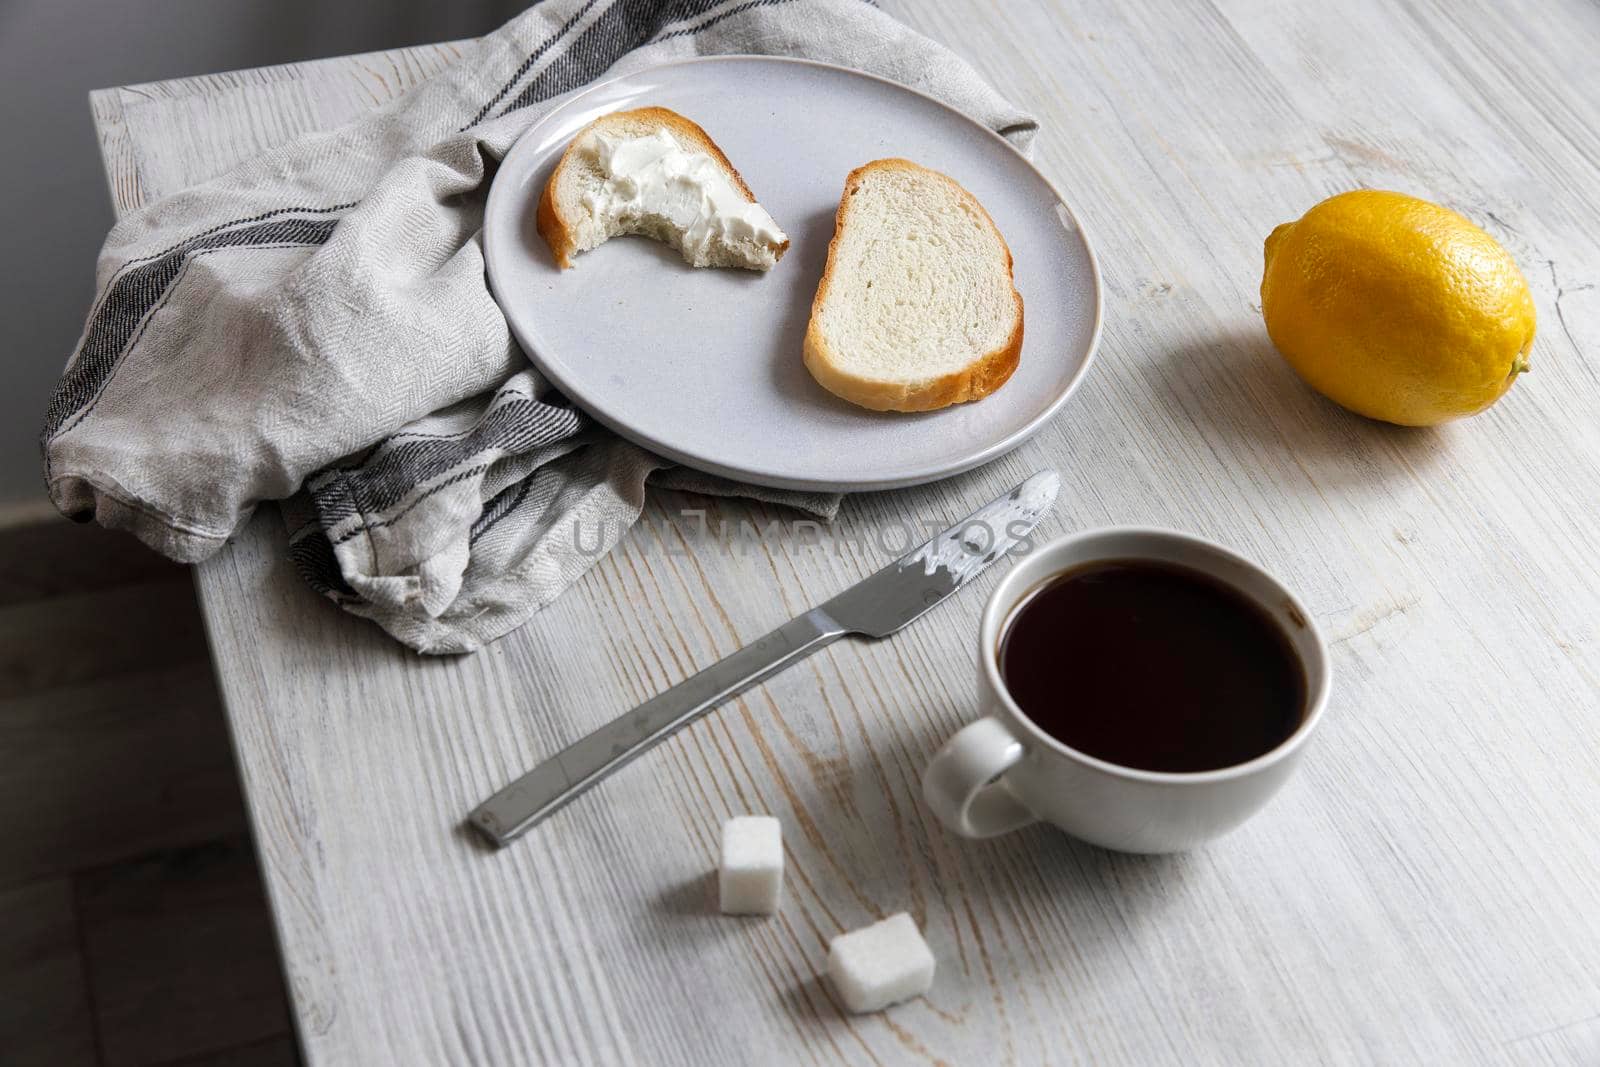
xmin=76 ymin=838 xmax=294 ymax=1067
xmin=0 ymin=880 xmax=97 ymax=1067
xmin=0 ymin=659 xmax=249 ymax=890
xmin=0 ymin=517 xmax=184 ymax=607
xmin=0 ymin=522 xmax=293 ymax=1065
xmin=171 ymin=1034 xmax=302 ymax=1067
xmin=89 ymin=1 xmax=1600 ymax=1063
xmin=0 ymin=578 xmax=207 ymax=700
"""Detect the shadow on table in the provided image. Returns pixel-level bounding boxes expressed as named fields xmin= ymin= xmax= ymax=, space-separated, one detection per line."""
xmin=775 ymin=814 xmax=1194 ymax=1027
xmin=782 ymin=971 xmax=843 ymax=1023
xmin=451 ymin=819 xmax=500 ymax=856
xmin=653 ymin=870 xmax=716 ymax=916
xmin=1149 ymin=326 xmax=1451 ymax=489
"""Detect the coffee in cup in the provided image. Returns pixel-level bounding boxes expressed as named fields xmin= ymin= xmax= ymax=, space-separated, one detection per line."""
xmin=923 ymin=527 xmax=1330 ymax=853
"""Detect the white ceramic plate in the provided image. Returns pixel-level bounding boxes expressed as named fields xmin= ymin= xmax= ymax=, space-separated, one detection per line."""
xmin=483 ymin=56 xmax=1102 ymax=493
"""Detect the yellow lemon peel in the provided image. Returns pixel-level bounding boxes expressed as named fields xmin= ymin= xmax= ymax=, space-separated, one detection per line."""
xmin=1261 ymin=190 xmax=1536 ymax=426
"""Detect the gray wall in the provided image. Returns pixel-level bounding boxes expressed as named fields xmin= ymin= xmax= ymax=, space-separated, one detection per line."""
xmin=0 ymin=0 xmax=524 ymax=505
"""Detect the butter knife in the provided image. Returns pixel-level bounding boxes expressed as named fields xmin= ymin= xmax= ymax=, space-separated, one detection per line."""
xmin=469 ymin=470 xmax=1060 ymax=847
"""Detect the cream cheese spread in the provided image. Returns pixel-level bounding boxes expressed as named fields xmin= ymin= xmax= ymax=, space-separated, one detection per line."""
xmin=580 ymin=129 xmax=786 ymax=254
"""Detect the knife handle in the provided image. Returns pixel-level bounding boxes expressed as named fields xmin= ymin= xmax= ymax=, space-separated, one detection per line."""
xmin=469 ymin=608 xmax=848 ymax=847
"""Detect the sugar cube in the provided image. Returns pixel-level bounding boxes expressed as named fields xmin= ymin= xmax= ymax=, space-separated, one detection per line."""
xmin=826 ymin=912 xmax=936 ymax=1013
xmin=719 ymin=816 xmax=783 ymax=915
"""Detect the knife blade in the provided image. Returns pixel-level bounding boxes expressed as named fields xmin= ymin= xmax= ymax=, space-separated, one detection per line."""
xmin=469 ymin=470 xmax=1060 ymax=847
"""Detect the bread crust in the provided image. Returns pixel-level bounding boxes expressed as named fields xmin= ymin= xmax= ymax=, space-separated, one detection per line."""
xmin=535 ymin=106 xmax=789 ymax=269
xmin=802 ymin=159 xmax=1024 ymax=412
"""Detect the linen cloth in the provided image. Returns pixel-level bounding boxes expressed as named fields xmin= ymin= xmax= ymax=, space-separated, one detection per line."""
xmin=43 ymin=0 xmax=1037 ymax=653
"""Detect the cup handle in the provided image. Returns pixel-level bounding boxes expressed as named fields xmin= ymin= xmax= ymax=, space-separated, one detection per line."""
xmin=922 ymin=717 xmax=1039 ymax=839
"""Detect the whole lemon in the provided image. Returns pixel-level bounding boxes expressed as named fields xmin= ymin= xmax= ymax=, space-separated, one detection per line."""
xmin=1261 ymin=190 xmax=1535 ymax=426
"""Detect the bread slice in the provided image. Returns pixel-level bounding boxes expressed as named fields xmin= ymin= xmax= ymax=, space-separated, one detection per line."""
xmin=803 ymin=159 xmax=1023 ymax=412
xmin=537 ymin=107 xmax=789 ymax=270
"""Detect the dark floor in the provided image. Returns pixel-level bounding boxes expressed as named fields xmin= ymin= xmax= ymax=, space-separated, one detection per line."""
xmin=0 ymin=519 xmax=298 ymax=1067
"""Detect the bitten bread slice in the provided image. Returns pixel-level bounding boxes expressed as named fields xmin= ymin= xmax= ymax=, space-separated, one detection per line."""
xmin=537 ymin=107 xmax=789 ymax=270
xmin=803 ymin=159 xmax=1023 ymax=412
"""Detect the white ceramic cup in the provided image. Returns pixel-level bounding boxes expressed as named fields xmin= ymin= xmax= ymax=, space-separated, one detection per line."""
xmin=922 ymin=527 xmax=1330 ymax=853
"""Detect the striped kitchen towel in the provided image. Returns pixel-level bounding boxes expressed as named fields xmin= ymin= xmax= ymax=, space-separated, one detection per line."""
xmin=42 ymin=0 xmax=1037 ymax=653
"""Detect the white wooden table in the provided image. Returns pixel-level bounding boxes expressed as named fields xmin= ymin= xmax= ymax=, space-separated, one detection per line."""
xmin=90 ymin=2 xmax=1600 ymax=1063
